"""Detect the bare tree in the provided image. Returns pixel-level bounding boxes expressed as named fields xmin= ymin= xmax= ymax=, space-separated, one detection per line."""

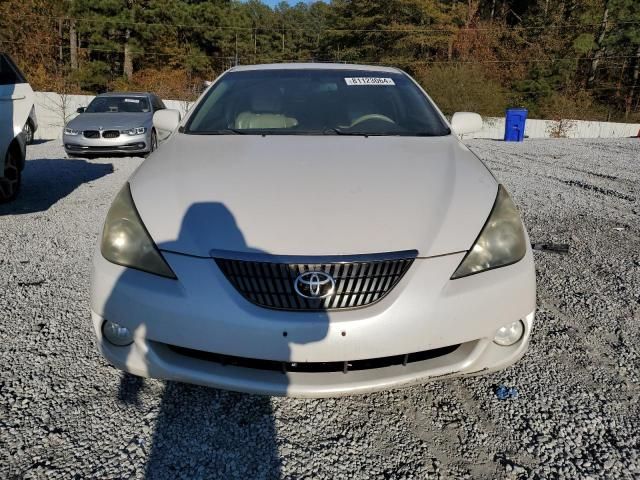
xmin=124 ymin=28 xmax=133 ymax=79
xmin=70 ymin=19 xmax=78 ymax=70
xmin=178 ymin=100 xmax=193 ymax=117
xmin=587 ymin=2 xmax=609 ymax=87
xmin=625 ymin=44 xmax=640 ymax=119
xmin=39 ymin=78 xmax=82 ymax=137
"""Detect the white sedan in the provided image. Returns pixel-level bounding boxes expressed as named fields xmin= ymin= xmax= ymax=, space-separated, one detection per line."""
xmin=91 ymin=63 xmax=536 ymax=397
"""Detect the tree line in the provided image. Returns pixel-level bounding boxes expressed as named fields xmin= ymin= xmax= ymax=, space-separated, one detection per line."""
xmin=1 ymin=0 xmax=639 ymax=121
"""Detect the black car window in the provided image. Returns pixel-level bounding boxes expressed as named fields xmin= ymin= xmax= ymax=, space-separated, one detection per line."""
xmin=0 ymin=54 xmax=27 ymax=85
xmin=85 ymin=96 xmax=151 ymax=113
xmin=152 ymin=95 xmax=165 ymax=111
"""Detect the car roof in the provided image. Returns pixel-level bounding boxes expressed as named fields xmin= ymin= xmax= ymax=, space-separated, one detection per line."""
xmin=97 ymin=92 xmax=152 ymax=97
xmin=228 ymin=63 xmax=404 ymax=74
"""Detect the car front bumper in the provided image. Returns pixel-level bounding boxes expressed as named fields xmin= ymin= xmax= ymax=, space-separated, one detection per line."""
xmin=91 ymin=247 xmax=536 ymax=397
xmin=64 ymin=132 xmax=149 ymax=155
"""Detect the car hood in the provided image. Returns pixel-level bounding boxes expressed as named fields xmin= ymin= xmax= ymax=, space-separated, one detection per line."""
xmin=67 ymin=112 xmax=152 ymax=130
xmin=129 ymin=134 xmax=498 ymax=258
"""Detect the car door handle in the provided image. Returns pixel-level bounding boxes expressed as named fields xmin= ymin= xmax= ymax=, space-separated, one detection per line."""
xmin=0 ymin=95 xmax=26 ymax=101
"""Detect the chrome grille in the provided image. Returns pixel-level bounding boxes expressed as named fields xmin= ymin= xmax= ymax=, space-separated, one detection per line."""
xmin=215 ymin=251 xmax=416 ymax=311
xmin=83 ymin=130 xmax=100 ymax=138
xmin=102 ymin=130 xmax=120 ymax=138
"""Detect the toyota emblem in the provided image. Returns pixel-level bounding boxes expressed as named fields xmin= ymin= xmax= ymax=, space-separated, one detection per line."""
xmin=294 ymin=271 xmax=335 ymax=299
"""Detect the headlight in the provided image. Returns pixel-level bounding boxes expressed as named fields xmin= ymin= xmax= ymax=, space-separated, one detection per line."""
xmin=451 ymin=185 xmax=526 ymax=279
xmin=101 ymin=183 xmax=176 ymax=279
xmin=64 ymin=127 xmax=80 ymax=135
xmin=121 ymin=126 xmax=146 ymax=135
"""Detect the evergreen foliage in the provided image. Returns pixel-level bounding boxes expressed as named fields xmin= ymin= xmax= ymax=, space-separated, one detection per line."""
xmin=1 ymin=0 xmax=639 ymax=120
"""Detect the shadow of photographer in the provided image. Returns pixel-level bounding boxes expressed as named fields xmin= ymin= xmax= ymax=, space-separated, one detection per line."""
xmin=101 ymin=201 xmax=330 ymax=478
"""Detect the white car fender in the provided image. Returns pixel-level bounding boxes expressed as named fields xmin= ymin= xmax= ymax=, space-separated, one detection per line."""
xmin=0 ymin=81 xmax=34 ymax=169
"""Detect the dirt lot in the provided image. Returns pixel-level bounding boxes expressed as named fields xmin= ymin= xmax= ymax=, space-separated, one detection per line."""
xmin=1 ymin=139 xmax=638 ymax=479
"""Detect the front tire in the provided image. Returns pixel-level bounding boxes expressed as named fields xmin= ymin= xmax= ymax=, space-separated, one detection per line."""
xmin=24 ymin=121 xmax=34 ymax=145
xmin=144 ymin=129 xmax=158 ymax=158
xmin=0 ymin=148 xmax=22 ymax=203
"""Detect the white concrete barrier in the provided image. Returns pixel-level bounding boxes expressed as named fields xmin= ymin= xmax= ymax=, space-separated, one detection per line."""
xmin=32 ymin=91 xmax=640 ymax=141
xmin=467 ymin=116 xmax=639 ymax=140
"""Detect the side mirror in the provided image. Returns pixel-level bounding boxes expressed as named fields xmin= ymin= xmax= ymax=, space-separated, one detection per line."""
xmin=451 ymin=112 xmax=483 ymax=135
xmin=76 ymin=107 xmax=85 ymax=114
xmin=153 ymin=109 xmax=181 ymax=141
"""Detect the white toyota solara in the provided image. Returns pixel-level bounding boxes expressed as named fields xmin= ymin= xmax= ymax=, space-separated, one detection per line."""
xmin=91 ymin=63 xmax=536 ymax=397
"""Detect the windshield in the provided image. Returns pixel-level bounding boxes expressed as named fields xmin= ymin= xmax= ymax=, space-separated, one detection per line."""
xmin=85 ymin=96 xmax=150 ymax=113
xmin=0 ymin=54 xmax=27 ymax=85
xmin=185 ymin=69 xmax=450 ymax=136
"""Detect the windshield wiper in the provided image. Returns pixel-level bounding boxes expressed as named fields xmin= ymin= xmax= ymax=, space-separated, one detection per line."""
xmin=190 ymin=129 xmax=330 ymax=136
xmin=187 ymin=128 xmax=444 ymax=137
xmin=213 ymin=128 xmax=250 ymax=135
xmin=413 ymin=132 xmax=447 ymax=137
xmin=188 ymin=128 xmax=248 ymax=135
xmin=324 ymin=128 xmax=445 ymax=137
xmin=322 ymin=128 xmax=371 ymax=136
xmin=324 ymin=128 xmax=402 ymax=136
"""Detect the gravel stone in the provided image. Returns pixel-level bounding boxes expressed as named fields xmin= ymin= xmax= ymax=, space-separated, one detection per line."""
xmin=0 ymin=139 xmax=638 ymax=479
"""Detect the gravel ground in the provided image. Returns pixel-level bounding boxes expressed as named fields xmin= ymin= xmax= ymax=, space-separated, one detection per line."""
xmin=1 ymin=139 xmax=638 ymax=479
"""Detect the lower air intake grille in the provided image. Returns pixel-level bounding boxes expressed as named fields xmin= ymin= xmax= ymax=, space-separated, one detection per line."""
xmin=168 ymin=343 xmax=460 ymax=373
xmin=167 ymin=344 xmax=460 ymax=373
xmin=215 ymin=251 xmax=416 ymax=311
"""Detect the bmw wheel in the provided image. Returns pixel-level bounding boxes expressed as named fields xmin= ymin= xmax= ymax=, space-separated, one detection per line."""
xmin=0 ymin=149 xmax=21 ymax=203
xmin=151 ymin=129 xmax=158 ymax=152
xmin=145 ymin=129 xmax=158 ymax=158
xmin=24 ymin=121 xmax=34 ymax=145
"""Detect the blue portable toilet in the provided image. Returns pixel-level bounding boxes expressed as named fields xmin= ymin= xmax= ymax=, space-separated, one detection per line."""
xmin=504 ymin=108 xmax=528 ymax=142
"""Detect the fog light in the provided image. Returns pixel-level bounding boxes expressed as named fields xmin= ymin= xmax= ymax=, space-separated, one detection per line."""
xmin=102 ymin=320 xmax=133 ymax=346
xmin=493 ymin=320 xmax=524 ymax=346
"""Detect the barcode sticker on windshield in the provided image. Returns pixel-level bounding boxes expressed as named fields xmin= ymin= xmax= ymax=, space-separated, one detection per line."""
xmin=345 ymin=77 xmax=396 ymax=86
xmin=124 ymin=98 xmax=140 ymax=103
